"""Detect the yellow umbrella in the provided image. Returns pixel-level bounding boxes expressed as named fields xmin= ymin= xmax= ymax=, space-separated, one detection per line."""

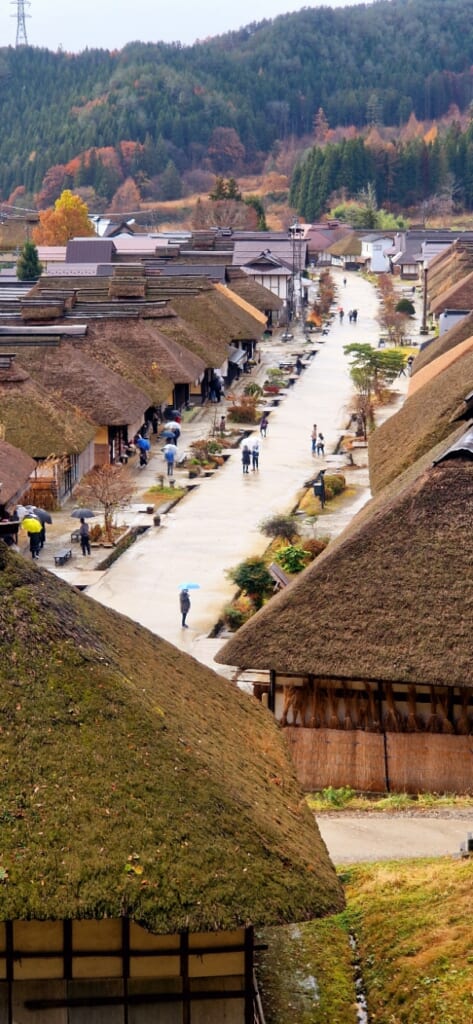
xmin=21 ymin=516 xmax=42 ymax=534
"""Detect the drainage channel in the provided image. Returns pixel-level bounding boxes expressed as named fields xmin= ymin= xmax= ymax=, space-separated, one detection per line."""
xmin=349 ymin=933 xmax=369 ymax=1023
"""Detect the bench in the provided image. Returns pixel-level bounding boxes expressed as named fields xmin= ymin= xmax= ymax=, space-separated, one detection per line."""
xmin=54 ymin=548 xmax=72 ymax=566
xmin=268 ymin=562 xmax=291 ymax=591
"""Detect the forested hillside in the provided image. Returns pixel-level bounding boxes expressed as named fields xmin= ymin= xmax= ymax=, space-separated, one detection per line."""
xmin=1 ymin=0 xmax=473 ymax=210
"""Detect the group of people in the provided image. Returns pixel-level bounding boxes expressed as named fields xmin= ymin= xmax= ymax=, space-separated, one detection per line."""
xmin=311 ymin=424 xmax=325 ymax=456
xmin=241 ymin=439 xmax=260 ymax=473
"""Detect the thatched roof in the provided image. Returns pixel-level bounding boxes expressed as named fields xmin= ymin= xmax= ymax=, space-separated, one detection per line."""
xmin=79 ymin=319 xmax=178 ymax=404
xmin=0 ymin=364 xmax=95 ymax=458
xmin=13 ymin=342 xmax=148 ymax=426
xmin=216 ymin=453 xmax=473 ymax=689
xmin=327 ymin=233 xmax=362 ymax=257
xmin=368 ymin=346 xmax=473 ymax=494
xmin=427 ymin=239 xmax=473 ymax=307
xmin=0 ymin=440 xmax=35 ymax=509
xmin=412 ymin=313 xmax=473 ymax=375
xmin=0 ymin=547 xmax=342 ymax=930
xmin=225 ymin=268 xmax=284 ymax=312
xmin=430 ymin=268 xmax=473 ymax=316
xmin=147 ymin=277 xmax=264 ymax=355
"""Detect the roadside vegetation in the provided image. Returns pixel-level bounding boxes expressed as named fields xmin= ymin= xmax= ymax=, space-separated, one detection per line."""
xmin=256 ymin=853 xmax=473 ymax=1023
xmin=307 ymin=787 xmax=473 ymax=813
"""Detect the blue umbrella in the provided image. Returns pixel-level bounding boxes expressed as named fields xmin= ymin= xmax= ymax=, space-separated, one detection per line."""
xmin=136 ymin=437 xmax=151 ymax=451
xmin=178 ymin=582 xmax=200 ymax=590
xmin=161 ymin=429 xmax=176 ymax=440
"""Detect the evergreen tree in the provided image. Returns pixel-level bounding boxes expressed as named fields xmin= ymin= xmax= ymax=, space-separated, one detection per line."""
xmin=16 ymin=241 xmax=42 ymax=281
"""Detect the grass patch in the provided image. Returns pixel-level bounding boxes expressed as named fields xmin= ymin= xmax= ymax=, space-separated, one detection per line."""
xmin=343 ymin=857 xmax=473 ymax=1024
xmin=256 ymin=917 xmax=355 ymax=1024
xmin=307 ymin=790 xmax=473 ymax=813
xmin=142 ymin=485 xmax=187 ymax=507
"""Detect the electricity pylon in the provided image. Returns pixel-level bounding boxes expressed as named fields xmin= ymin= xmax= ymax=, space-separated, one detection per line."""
xmin=11 ymin=0 xmax=30 ymax=46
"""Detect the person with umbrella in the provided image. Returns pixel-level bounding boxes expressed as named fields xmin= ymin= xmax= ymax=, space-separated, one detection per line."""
xmin=79 ymin=517 xmax=91 ymax=556
xmin=179 ymin=587 xmax=191 ymax=628
xmin=164 ymin=444 xmax=176 ymax=477
xmin=21 ymin=515 xmax=42 ymax=560
xmin=134 ymin=435 xmax=151 ymax=467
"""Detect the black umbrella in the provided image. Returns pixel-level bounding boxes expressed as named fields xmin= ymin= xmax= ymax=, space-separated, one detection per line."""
xmin=71 ymin=508 xmax=96 ymax=519
xmin=25 ymin=505 xmax=53 ymax=525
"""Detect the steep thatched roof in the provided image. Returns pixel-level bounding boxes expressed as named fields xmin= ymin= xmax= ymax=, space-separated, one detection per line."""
xmin=216 ymin=454 xmax=473 ymax=689
xmin=79 ymin=319 xmax=177 ymax=404
xmin=427 ymin=239 xmax=473 ymax=307
xmin=0 ymin=440 xmax=35 ymax=508
xmin=368 ymin=346 xmax=473 ymax=494
xmin=13 ymin=342 xmax=148 ymax=426
xmin=0 ymin=547 xmax=342 ymax=930
xmin=430 ymin=269 xmax=473 ymax=316
xmin=0 ymin=364 xmax=95 ymax=457
xmin=225 ymin=268 xmax=284 ymax=312
xmin=412 ymin=313 xmax=473 ymax=375
xmin=147 ymin=277 xmax=264 ymax=354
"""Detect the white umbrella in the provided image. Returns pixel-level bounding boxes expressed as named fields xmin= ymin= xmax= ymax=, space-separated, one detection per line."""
xmin=164 ymin=421 xmax=181 ymax=432
xmin=163 ymin=443 xmax=178 ymax=456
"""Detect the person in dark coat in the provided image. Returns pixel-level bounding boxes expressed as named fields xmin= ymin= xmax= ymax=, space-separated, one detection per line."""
xmin=180 ymin=588 xmax=191 ymax=628
xmin=28 ymin=531 xmax=41 ymax=559
xmin=79 ymin=517 xmax=91 ymax=556
xmin=260 ymin=414 xmax=269 ymax=437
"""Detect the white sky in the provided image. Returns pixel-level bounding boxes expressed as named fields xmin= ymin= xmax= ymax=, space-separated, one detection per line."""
xmin=4 ymin=0 xmax=368 ymax=52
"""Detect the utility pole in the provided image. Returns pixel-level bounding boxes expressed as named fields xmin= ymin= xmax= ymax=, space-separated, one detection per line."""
xmin=11 ymin=0 xmax=30 ymax=47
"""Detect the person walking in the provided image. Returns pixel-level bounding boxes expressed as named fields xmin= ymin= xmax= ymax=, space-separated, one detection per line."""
xmin=251 ymin=439 xmax=260 ymax=471
xmin=164 ymin=448 xmax=175 ymax=477
xmin=219 ymin=415 xmax=226 ymax=436
xmin=180 ymin=588 xmax=191 ymax=628
xmin=339 ymin=308 xmax=344 ymax=323
xmin=242 ymin=445 xmax=251 ymax=474
xmin=311 ymin=423 xmax=318 ymax=454
xmin=316 ymin=432 xmax=325 ymax=456
xmin=260 ymin=414 xmax=269 ymax=437
xmin=79 ymin=517 xmax=91 ymax=556
xmin=28 ymin=531 xmax=41 ymax=560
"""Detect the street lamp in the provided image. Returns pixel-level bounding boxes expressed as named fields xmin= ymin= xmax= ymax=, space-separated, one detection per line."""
xmin=288 ymin=220 xmax=304 ymax=322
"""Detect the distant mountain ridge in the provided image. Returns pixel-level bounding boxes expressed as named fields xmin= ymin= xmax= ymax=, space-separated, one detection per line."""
xmin=1 ymin=0 xmax=472 ymax=207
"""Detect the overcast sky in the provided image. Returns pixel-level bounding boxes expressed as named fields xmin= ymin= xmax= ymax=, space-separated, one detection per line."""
xmin=4 ymin=0 xmax=369 ymax=52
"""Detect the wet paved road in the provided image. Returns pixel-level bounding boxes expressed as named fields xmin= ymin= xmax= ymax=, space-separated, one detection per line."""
xmin=86 ymin=269 xmax=387 ymax=672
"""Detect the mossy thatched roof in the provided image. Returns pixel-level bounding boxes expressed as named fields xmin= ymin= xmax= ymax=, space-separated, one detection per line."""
xmin=13 ymin=342 xmax=148 ymax=426
xmin=368 ymin=346 xmax=473 ymax=495
xmin=0 ymin=440 xmax=35 ymax=508
xmin=0 ymin=547 xmax=342 ymax=931
xmin=216 ymin=454 xmax=473 ymax=689
xmin=0 ymin=366 xmax=96 ymax=458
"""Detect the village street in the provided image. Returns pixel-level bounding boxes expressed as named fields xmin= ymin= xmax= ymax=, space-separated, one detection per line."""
xmin=84 ymin=268 xmax=383 ymax=671
xmin=23 ymin=266 xmax=472 ymax=861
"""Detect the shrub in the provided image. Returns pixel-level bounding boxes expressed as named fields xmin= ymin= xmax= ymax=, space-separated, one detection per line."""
xmin=244 ymin=381 xmax=263 ymax=397
xmin=223 ymin=595 xmax=255 ymax=631
xmin=227 ymin=557 xmax=273 ymax=608
xmin=395 ymin=298 xmax=415 ymax=316
xmin=228 ymin=396 xmax=260 ymax=423
xmin=275 ymin=544 xmax=309 ymax=574
xmin=324 ymin=473 xmax=346 ymax=501
xmin=321 ymin=785 xmax=356 ymax=808
xmin=259 ymin=513 xmax=300 ymax=543
xmin=302 ymin=537 xmax=329 ymax=560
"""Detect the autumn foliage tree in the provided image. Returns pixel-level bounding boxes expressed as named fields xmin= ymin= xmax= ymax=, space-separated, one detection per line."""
xmin=33 ymin=190 xmax=95 ymax=245
xmin=74 ymin=465 xmax=134 ymax=544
